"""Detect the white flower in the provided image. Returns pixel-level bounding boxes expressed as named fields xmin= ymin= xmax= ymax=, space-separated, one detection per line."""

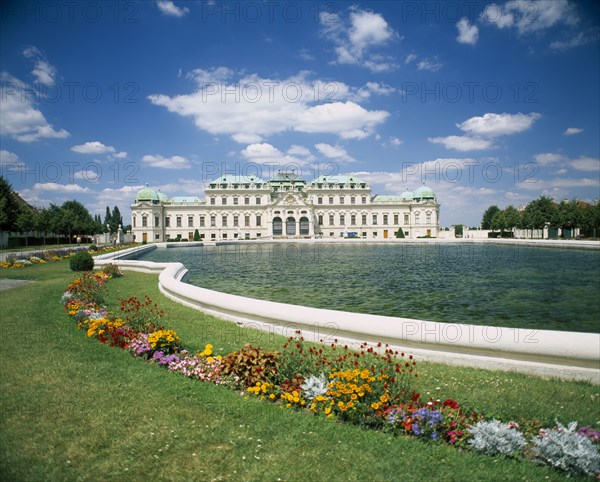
xmin=301 ymin=373 xmax=329 ymax=400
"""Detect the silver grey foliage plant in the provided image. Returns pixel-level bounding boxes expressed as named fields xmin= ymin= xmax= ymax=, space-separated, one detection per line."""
xmin=468 ymin=420 xmax=526 ymax=457
xmin=532 ymin=421 xmax=600 ymax=477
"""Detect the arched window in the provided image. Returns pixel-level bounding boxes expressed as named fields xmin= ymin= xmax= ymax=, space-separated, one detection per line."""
xmin=273 ymin=217 xmax=283 ymax=236
xmin=299 ymin=217 xmax=309 ymax=235
xmin=286 ymin=217 xmax=296 ymax=236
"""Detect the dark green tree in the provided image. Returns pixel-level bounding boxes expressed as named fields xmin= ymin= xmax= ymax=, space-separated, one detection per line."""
xmin=394 ymin=228 xmax=405 ymax=238
xmin=193 ymin=228 xmax=201 ymax=241
xmin=15 ymin=207 xmax=36 ymax=246
xmin=0 ymin=176 xmax=21 ymax=232
xmin=454 ymin=224 xmax=463 ymax=237
xmin=59 ymin=200 xmax=96 ymax=243
xmin=481 ymin=205 xmax=500 ymax=230
xmin=110 ymin=205 xmax=123 ymax=233
xmin=503 ymin=205 xmax=521 ymax=235
xmin=104 ymin=206 xmax=112 ymax=233
xmin=491 ymin=210 xmax=506 ymax=234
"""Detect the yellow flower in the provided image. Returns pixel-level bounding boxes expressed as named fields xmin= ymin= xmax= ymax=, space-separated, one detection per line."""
xmin=269 ymin=394 xmax=275 ymax=400
xmin=324 ymin=407 xmax=332 ymax=415
xmin=206 ymin=356 xmax=215 ymax=363
xmin=380 ymin=395 xmax=388 ymax=403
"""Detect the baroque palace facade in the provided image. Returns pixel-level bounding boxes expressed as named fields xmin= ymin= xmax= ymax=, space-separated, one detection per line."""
xmin=131 ymin=172 xmax=440 ymax=242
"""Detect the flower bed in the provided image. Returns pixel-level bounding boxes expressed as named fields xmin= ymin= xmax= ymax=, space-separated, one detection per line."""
xmin=62 ymin=271 xmax=600 ymax=478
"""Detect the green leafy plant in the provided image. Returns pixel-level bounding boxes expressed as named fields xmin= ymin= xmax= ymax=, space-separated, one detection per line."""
xmin=102 ymin=263 xmax=123 ymax=278
xmin=221 ymin=344 xmax=279 ymax=387
xmin=69 ymin=251 xmax=94 ymax=271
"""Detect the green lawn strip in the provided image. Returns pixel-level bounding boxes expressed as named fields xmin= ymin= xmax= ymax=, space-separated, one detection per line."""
xmin=0 ymin=264 xmax=595 ymax=480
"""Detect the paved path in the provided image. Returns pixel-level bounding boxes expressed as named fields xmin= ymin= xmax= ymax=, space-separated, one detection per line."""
xmin=0 ymin=279 xmax=34 ymax=291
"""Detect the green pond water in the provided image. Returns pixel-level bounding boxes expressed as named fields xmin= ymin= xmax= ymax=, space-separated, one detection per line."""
xmin=138 ymin=243 xmax=600 ymax=333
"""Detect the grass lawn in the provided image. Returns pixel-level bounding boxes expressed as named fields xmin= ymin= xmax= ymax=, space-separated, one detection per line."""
xmin=0 ymin=261 xmax=598 ymax=481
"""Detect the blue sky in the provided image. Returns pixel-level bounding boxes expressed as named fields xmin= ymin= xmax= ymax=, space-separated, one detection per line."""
xmin=1 ymin=0 xmax=598 ymax=226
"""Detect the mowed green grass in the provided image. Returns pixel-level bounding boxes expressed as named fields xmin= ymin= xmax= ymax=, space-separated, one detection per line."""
xmin=0 ymin=261 xmax=598 ymax=481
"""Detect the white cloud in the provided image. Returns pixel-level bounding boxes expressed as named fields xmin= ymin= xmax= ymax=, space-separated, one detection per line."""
xmin=389 ymin=137 xmax=404 ymax=146
xmin=320 ymin=7 xmax=398 ymax=72
xmin=142 ymin=154 xmax=191 ymax=169
xmin=0 ymin=73 xmax=69 ymax=142
xmin=314 ymin=143 xmax=356 ymax=163
xmin=534 ymin=152 xmax=567 ymax=165
xmin=71 ymin=141 xmax=116 ymax=155
xmin=458 ymin=112 xmax=541 ymax=137
xmin=551 ymin=31 xmax=596 ymax=51
xmin=286 ymin=145 xmax=314 ymax=160
xmin=149 ymin=70 xmax=390 ymax=143
xmin=564 ymin=127 xmax=583 ymax=135
xmin=570 ymin=156 xmax=599 ymax=172
xmin=0 ymin=150 xmax=26 ymax=171
xmin=113 ymin=151 xmax=128 ymax=159
xmin=22 ymin=46 xmax=56 ymax=85
xmin=156 ymin=0 xmax=189 ymax=17
xmin=240 ymin=142 xmax=317 ymax=168
xmin=417 ymin=57 xmax=443 ymax=72
xmin=33 ymin=182 xmax=91 ymax=193
xmin=404 ymin=53 xmax=417 ymax=64
xmin=298 ymin=49 xmax=315 ymax=61
xmin=456 ymin=18 xmax=479 ymax=45
xmin=480 ymin=0 xmax=579 ymax=35
xmin=428 ymin=136 xmax=494 ymax=151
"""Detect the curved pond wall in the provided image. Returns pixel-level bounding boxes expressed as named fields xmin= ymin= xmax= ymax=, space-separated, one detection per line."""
xmin=94 ymin=243 xmax=600 ymax=383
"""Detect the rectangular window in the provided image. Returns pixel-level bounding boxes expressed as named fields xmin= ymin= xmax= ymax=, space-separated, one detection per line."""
xmin=211 ymin=216 xmax=216 ymax=227
xmin=200 ymin=216 xmax=205 ymax=227
xmin=222 ymin=197 xmax=227 ymax=205
xmin=351 ymin=197 xmax=356 ymax=205
xmin=245 ymin=215 xmax=250 ymax=227
xmin=372 ymin=214 xmax=378 ymax=225
xmin=210 ymin=198 xmax=215 ymax=205
xmin=188 ymin=216 xmax=193 ymax=227
xmin=339 ymin=196 xmax=345 ymax=204
xmin=351 ymin=214 xmax=356 ymax=225
xmin=245 ymin=197 xmax=250 ymax=205
xmin=415 ymin=213 xmax=420 ymax=224
xmin=142 ymin=217 xmax=147 ymax=227
xmin=340 ymin=214 xmax=345 ymax=225
xmin=426 ymin=213 xmax=432 ymax=224
xmin=362 ymin=196 xmax=367 ymax=204
xmin=155 ymin=234 xmax=160 ymax=240
xmin=329 ymin=214 xmax=334 ymax=226
xmin=329 ymin=196 xmax=334 ymax=205
xmin=211 ymin=233 xmax=216 ymax=240
xmin=383 ymin=214 xmax=388 ymax=225
xmin=188 ymin=232 xmax=193 ymax=240
xmin=404 ymin=213 xmax=409 ymax=224
xmin=394 ymin=214 xmax=399 ymax=225
xmin=233 ymin=197 xmax=239 ymax=205
xmin=256 ymin=197 xmax=261 ymax=205
xmin=176 ymin=217 xmax=182 ymax=227
xmin=222 ymin=215 xmax=227 ymax=226
xmin=155 ymin=216 xmax=159 ymax=227
xmin=256 ymin=215 xmax=262 ymax=226
xmin=318 ymin=197 xmax=323 ymax=205
xmin=318 ymin=215 xmax=323 ymax=225
xmin=233 ymin=215 xmax=239 ymax=227
xmin=362 ymin=214 xmax=367 ymax=225
xmin=165 ymin=217 xmax=170 ymax=227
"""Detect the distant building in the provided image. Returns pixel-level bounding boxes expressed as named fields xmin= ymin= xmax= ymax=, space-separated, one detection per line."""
xmin=131 ymin=173 xmax=440 ymax=242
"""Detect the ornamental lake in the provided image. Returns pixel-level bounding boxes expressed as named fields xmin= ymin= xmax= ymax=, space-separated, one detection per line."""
xmin=138 ymin=242 xmax=600 ymax=334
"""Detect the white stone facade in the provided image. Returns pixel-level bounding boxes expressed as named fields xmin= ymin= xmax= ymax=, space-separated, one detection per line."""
xmin=131 ymin=173 xmax=440 ymax=243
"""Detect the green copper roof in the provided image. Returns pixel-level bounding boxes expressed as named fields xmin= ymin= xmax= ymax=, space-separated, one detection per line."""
xmin=310 ymin=175 xmax=366 ymax=186
xmin=413 ymin=185 xmax=436 ymax=199
xmin=135 ymin=185 xmax=159 ymax=202
xmin=372 ymin=195 xmax=404 ymax=203
xmin=400 ymin=191 xmax=414 ymax=199
xmin=209 ymin=175 xmax=265 ymax=185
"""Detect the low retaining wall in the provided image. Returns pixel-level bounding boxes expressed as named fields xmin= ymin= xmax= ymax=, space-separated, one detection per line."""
xmin=96 ymin=244 xmax=600 ymax=383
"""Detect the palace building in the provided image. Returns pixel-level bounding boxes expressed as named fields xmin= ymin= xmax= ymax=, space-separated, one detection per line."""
xmin=131 ymin=172 xmax=440 ymax=242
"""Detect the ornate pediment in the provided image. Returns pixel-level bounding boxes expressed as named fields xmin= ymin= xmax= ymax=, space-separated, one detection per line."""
xmin=272 ymin=193 xmax=309 ymax=207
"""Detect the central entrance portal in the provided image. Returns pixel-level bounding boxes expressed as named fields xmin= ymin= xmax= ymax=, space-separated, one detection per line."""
xmin=286 ymin=217 xmax=296 ymax=236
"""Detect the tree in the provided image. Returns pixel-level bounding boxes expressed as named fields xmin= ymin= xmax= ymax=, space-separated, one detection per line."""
xmin=193 ymin=228 xmax=201 ymax=241
xmin=503 ymin=205 xmax=521 ymax=235
xmin=454 ymin=224 xmax=463 ymax=237
xmin=104 ymin=206 xmax=112 ymax=233
xmin=491 ymin=210 xmax=506 ymax=234
xmin=15 ymin=207 xmax=36 ymax=246
xmin=522 ymin=196 xmax=559 ymax=238
xmin=110 ymin=205 xmax=123 ymax=233
xmin=58 ymin=200 xmax=96 ymax=243
xmin=481 ymin=205 xmax=500 ymax=230
xmin=0 ymin=176 xmax=21 ymax=232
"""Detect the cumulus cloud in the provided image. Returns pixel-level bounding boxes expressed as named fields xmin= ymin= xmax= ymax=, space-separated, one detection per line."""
xmin=417 ymin=57 xmax=443 ymax=72
xmin=551 ymin=31 xmax=597 ymax=51
xmin=320 ymin=7 xmax=398 ymax=72
xmin=0 ymin=149 xmax=26 ymax=171
xmin=428 ymin=136 xmax=494 ymax=151
xmin=480 ymin=0 xmax=579 ymax=35
xmin=457 ymin=112 xmax=541 ymax=137
xmin=240 ymin=142 xmax=320 ymax=169
xmin=156 ymin=0 xmax=189 ymax=17
xmin=0 ymin=73 xmax=69 ymax=142
xmin=534 ymin=152 xmax=568 ymax=165
xmin=563 ymin=127 xmax=583 ymax=135
xmin=33 ymin=182 xmax=91 ymax=193
xmin=148 ymin=69 xmax=389 ymax=142
xmin=389 ymin=137 xmax=404 ymax=146
xmin=22 ymin=46 xmax=56 ymax=85
xmin=314 ymin=143 xmax=356 ymax=163
xmin=456 ymin=18 xmax=479 ymax=45
xmin=71 ymin=141 xmax=116 ymax=155
xmin=570 ymin=156 xmax=599 ymax=172
xmin=141 ymin=154 xmax=191 ymax=169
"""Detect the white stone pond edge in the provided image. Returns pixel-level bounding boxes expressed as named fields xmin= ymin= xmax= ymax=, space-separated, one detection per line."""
xmin=94 ymin=242 xmax=600 ymax=384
